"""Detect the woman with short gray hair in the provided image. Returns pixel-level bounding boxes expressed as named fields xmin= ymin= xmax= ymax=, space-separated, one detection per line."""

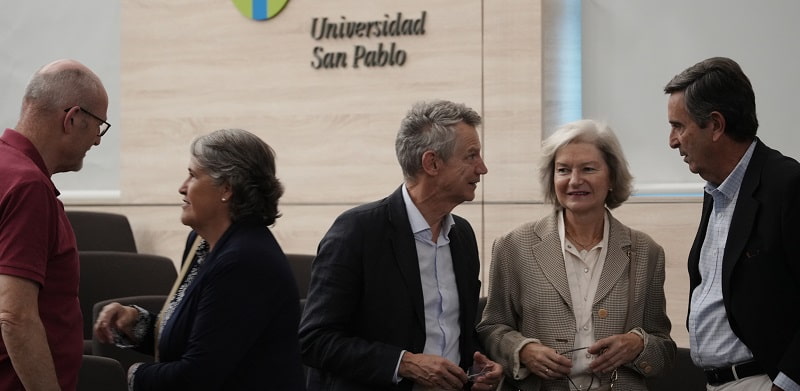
xmin=95 ymin=128 xmax=305 ymax=390
xmin=478 ymin=120 xmax=676 ymax=390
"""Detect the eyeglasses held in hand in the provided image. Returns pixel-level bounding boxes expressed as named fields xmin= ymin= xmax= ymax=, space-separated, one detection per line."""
xmin=558 ymin=346 xmax=618 ymax=390
xmin=466 ymin=364 xmax=490 ymax=380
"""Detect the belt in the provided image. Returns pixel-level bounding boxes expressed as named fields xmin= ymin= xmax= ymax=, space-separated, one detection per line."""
xmin=704 ymin=360 xmax=764 ymax=386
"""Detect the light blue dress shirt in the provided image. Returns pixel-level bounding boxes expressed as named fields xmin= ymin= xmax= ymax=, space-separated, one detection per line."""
xmin=392 ymin=185 xmax=462 ymax=386
xmin=689 ymin=142 xmax=755 ymax=368
xmin=689 ymin=142 xmax=798 ymax=391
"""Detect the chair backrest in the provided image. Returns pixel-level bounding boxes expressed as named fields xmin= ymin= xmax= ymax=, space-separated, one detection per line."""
xmin=286 ymin=253 xmax=314 ymax=299
xmin=91 ymin=295 xmax=168 ymax=372
xmin=67 ymin=211 xmax=137 ymax=252
xmin=79 ymin=251 xmax=177 ymax=339
xmin=77 ymin=355 xmax=126 ymax=391
xmin=645 ymin=347 xmax=706 ymax=391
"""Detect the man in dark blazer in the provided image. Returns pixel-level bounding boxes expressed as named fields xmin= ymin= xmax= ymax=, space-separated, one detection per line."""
xmin=299 ymin=100 xmax=502 ymax=391
xmin=665 ymin=57 xmax=800 ymax=391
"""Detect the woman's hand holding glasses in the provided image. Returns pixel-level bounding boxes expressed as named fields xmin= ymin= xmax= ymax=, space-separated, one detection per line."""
xmin=519 ymin=342 xmax=573 ymax=380
xmin=587 ymin=332 xmax=645 ymax=374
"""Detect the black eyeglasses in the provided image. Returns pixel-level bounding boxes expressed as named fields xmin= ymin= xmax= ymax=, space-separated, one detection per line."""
xmin=64 ymin=106 xmax=111 ymax=137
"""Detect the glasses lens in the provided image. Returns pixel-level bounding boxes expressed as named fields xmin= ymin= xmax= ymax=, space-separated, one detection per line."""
xmin=99 ymin=123 xmax=110 ymax=137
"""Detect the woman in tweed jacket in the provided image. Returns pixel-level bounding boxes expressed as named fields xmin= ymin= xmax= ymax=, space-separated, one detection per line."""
xmin=477 ymin=120 xmax=676 ymax=390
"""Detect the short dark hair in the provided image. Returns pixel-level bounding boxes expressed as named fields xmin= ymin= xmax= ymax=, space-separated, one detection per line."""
xmin=664 ymin=57 xmax=758 ymax=142
xmin=395 ymin=100 xmax=481 ymax=180
xmin=190 ymin=129 xmax=284 ymax=225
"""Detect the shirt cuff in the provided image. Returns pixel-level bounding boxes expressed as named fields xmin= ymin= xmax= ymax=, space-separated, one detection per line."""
xmin=627 ymin=327 xmax=648 ymax=357
xmin=774 ymin=372 xmax=800 ymax=391
xmin=512 ymin=338 xmax=540 ymax=380
xmin=113 ymin=305 xmax=151 ymax=348
xmin=393 ymin=350 xmax=406 ymax=384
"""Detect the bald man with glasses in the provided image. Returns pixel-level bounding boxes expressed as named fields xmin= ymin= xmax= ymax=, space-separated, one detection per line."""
xmin=0 ymin=59 xmax=109 ymax=390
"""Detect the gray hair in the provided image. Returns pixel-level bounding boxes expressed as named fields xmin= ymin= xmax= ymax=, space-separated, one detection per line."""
xmin=539 ymin=119 xmax=633 ymax=210
xmin=190 ymin=129 xmax=284 ymax=225
xmin=395 ymin=100 xmax=481 ymax=180
xmin=23 ymin=63 xmax=105 ymax=114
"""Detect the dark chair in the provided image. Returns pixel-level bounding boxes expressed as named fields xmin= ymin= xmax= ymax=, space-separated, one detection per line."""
xmin=287 ymin=253 xmax=314 ymax=299
xmin=67 ymin=211 xmax=137 ymax=253
xmin=645 ymin=347 xmax=706 ymax=391
xmin=79 ymin=251 xmax=177 ymax=340
xmin=91 ymin=295 xmax=168 ymax=372
xmin=77 ymin=355 xmax=126 ymax=391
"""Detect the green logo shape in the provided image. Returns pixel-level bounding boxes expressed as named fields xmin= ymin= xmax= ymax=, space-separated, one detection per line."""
xmin=232 ymin=0 xmax=289 ymax=21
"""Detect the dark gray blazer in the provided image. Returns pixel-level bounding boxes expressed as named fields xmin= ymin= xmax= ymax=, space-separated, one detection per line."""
xmin=299 ymin=186 xmax=482 ymax=391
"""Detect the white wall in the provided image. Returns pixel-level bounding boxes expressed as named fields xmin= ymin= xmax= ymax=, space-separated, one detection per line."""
xmin=582 ymin=0 xmax=800 ymax=195
xmin=0 ymin=0 xmax=121 ymax=200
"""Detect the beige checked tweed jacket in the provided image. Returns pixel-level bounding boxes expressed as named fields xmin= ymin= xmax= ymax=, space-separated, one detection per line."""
xmin=477 ymin=212 xmax=676 ymax=391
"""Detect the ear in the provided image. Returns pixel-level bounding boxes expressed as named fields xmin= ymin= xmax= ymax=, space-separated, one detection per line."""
xmin=421 ymin=150 xmax=439 ymax=175
xmin=62 ymin=107 xmax=77 ymax=135
xmin=708 ymin=111 xmax=726 ymax=141
xmin=221 ymin=183 xmax=233 ymax=201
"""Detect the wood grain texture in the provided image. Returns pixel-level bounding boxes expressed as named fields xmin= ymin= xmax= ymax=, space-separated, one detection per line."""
xmin=120 ymin=0 xmax=483 ymax=204
xmin=63 ymin=0 xmax=702 ymax=348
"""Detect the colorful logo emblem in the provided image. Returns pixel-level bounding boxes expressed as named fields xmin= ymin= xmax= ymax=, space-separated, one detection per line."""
xmin=231 ymin=0 xmax=289 ymax=21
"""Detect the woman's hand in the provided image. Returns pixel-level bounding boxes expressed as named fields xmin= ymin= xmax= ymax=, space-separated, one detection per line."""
xmin=587 ymin=333 xmax=644 ymax=373
xmin=519 ymin=342 xmax=572 ymax=380
xmin=469 ymin=351 xmax=503 ymax=391
xmin=93 ymin=302 xmax=140 ymax=344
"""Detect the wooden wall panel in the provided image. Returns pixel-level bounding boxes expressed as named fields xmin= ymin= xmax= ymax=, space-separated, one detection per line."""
xmin=482 ymin=1 xmax=542 ymax=204
xmin=63 ymin=0 xmax=705 ymax=349
xmin=120 ymin=0 xmax=483 ymax=204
